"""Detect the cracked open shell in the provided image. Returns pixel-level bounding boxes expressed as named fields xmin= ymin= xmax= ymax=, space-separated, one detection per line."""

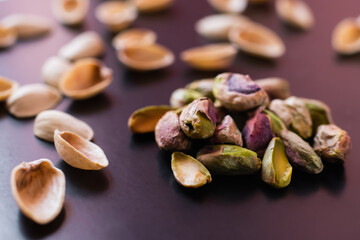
xmin=11 ymin=159 xmax=65 ymax=225
xmin=207 ymin=0 xmax=248 ymax=14
xmin=54 ymin=130 xmax=109 ymax=170
xmin=135 ymin=0 xmax=173 ymax=13
xmin=0 ymin=23 xmax=17 ymax=48
xmin=332 ymin=16 xmax=360 ymax=55
xmin=180 ymin=43 xmax=237 ymax=71
xmin=117 ymin=43 xmax=174 ymax=71
xmin=112 ymin=28 xmax=157 ymax=50
xmin=229 ymin=21 xmax=285 ymax=59
xmin=59 ymin=58 xmax=113 ymax=100
xmin=52 ymin=0 xmax=89 ymax=25
xmin=41 ymin=56 xmax=72 ymax=88
xmin=0 ymin=76 xmax=19 ymax=101
xmin=95 ymin=1 xmax=137 ymax=32
xmin=275 ymin=0 xmax=314 ymax=30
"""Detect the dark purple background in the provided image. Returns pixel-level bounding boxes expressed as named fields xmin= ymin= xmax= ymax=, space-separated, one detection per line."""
xmin=1 ymin=0 xmax=360 ymax=239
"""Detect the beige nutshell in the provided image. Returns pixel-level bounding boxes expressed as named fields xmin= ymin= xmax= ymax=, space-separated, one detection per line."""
xmin=135 ymin=0 xmax=173 ymax=13
xmin=275 ymin=0 xmax=314 ymax=30
xmin=41 ymin=56 xmax=72 ymax=88
xmin=332 ymin=16 xmax=360 ymax=55
xmin=112 ymin=28 xmax=157 ymax=51
xmin=0 ymin=76 xmax=19 ymax=101
xmin=207 ymin=0 xmax=248 ymax=14
xmin=54 ymin=130 xmax=109 ymax=170
xmin=7 ymin=84 xmax=61 ymax=118
xmin=52 ymin=0 xmax=89 ymax=25
xmin=0 ymin=22 xmax=17 ymax=48
xmin=11 ymin=159 xmax=65 ymax=225
xmin=34 ymin=110 xmax=94 ymax=142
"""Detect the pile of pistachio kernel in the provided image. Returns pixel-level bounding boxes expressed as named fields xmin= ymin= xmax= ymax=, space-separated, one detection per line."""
xmin=128 ymin=73 xmax=351 ymax=189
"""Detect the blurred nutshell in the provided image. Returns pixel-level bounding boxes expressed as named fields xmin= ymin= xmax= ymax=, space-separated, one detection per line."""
xmin=0 ymin=23 xmax=17 ymax=48
xmin=275 ymin=0 xmax=314 ymax=30
xmin=112 ymin=28 xmax=157 ymax=51
xmin=41 ymin=56 xmax=72 ymax=88
xmin=332 ymin=16 xmax=360 ymax=55
xmin=52 ymin=0 xmax=89 ymax=25
xmin=0 ymin=76 xmax=19 ymax=102
xmin=207 ymin=0 xmax=248 ymax=14
xmin=135 ymin=0 xmax=173 ymax=13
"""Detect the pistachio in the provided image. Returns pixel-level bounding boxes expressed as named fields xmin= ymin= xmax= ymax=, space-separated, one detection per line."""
xmin=269 ymin=99 xmax=293 ymax=127
xmin=41 ymin=56 xmax=72 ymax=88
xmin=169 ymin=88 xmax=203 ymax=108
xmin=197 ymin=144 xmax=261 ymax=175
xmin=54 ymin=130 xmax=109 ymax=170
xmin=7 ymin=84 xmax=61 ymax=118
xmin=254 ymin=77 xmax=290 ymax=100
xmin=261 ymin=137 xmax=292 ymax=188
xmin=280 ymin=130 xmax=323 ymax=174
xmin=0 ymin=76 xmax=19 ymax=102
xmin=180 ymin=43 xmax=237 ymax=71
xmin=128 ymin=105 xmax=174 ymax=133
xmin=207 ymin=0 xmax=248 ymax=14
xmin=213 ymin=73 xmax=268 ymax=111
xmin=263 ymin=109 xmax=287 ymax=136
xmin=285 ymin=96 xmax=312 ymax=139
xmin=210 ymin=115 xmax=243 ymax=146
xmin=34 ymin=110 xmax=94 ymax=142
xmin=58 ymin=31 xmax=105 ymax=61
xmin=185 ymin=79 xmax=215 ymax=101
xmin=275 ymin=0 xmax=314 ymax=30
xmin=117 ymin=43 xmax=174 ymax=71
xmin=112 ymin=28 xmax=157 ymax=51
xmin=11 ymin=159 xmax=65 ymax=225
xmin=95 ymin=1 xmax=137 ymax=32
xmin=59 ymin=58 xmax=113 ymax=100
xmin=52 ymin=0 xmax=89 ymax=25
xmin=171 ymin=152 xmax=212 ymax=188
xmin=313 ymin=124 xmax=351 ymax=164
xmin=332 ymin=16 xmax=360 ymax=55
xmin=0 ymin=23 xmax=17 ymax=48
xmin=135 ymin=0 xmax=173 ymax=13
xmin=179 ymin=97 xmax=218 ymax=139
xmin=155 ymin=111 xmax=193 ymax=152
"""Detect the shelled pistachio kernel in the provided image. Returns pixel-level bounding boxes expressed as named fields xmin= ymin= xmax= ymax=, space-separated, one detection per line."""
xmin=210 ymin=115 xmax=243 ymax=146
xmin=171 ymin=152 xmax=212 ymax=188
xmin=262 ymin=137 xmax=292 ymax=188
xmin=169 ymin=88 xmax=203 ymax=108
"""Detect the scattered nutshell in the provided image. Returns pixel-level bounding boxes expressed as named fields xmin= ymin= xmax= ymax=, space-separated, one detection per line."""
xmin=41 ymin=56 xmax=72 ymax=88
xmin=59 ymin=58 xmax=113 ymax=100
xmin=54 ymin=130 xmax=109 ymax=170
xmin=197 ymin=144 xmax=261 ymax=175
xmin=261 ymin=137 xmax=292 ymax=188
xmin=112 ymin=28 xmax=157 ymax=51
xmin=58 ymin=31 xmax=105 ymax=61
xmin=313 ymin=124 xmax=351 ymax=164
xmin=0 ymin=23 xmax=17 ymax=48
xmin=0 ymin=76 xmax=19 ymax=102
xmin=332 ymin=16 xmax=360 ymax=55
xmin=180 ymin=43 xmax=238 ymax=71
xmin=210 ymin=115 xmax=243 ymax=146
xmin=52 ymin=0 xmax=89 ymax=25
xmin=117 ymin=43 xmax=174 ymax=71
xmin=169 ymin=88 xmax=203 ymax=108
xmin=95 ymin=1 xmax=137 ymax=32
xmin=207 ymin=0 xmax=248 ymax=14
xmin=135 ymin=0 xmax=173 ymax=13
xmin=185 ymin=79 xmax=215 ymax=101
xmin=11 ymin=159 xmax=65 ymax=225
xmin=171 ymin=152 xmax=212 ymax=188
xmin=34 ymin=110 xmax=94 ymax=142
xmin=128 ymin=105 xmax=174 ymax=133
xmin=6 ymin=84 xmax=61 ymax=118
xmin=275 ymin=0 xmax=314 ymax=30
xmin=254 ymin=77 xmax=290 ymax=100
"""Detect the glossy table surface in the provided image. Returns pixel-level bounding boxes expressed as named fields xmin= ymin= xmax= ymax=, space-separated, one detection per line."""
xmin=1 ymin=0 xmax=360 ymax=239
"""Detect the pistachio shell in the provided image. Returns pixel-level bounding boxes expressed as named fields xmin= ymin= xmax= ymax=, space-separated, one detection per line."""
xmin=54 ymin=130 xmax=109 ymax=170
xmin=11 ymin=159 xmax=65 ymax=225
xmin=285 ymin=96 xmax=312 ymax=139
xmin=207 ymin=0 xmax=248 ymax=14
xmin=95 ymin=1 xmax=137 ymax=32
xmin=263 ymin=109 xmax=287 ymax=136
xmin=59 ymin=58 xmax=113 ymax=100
xmin=135 ymin=0 xmax=173 ymax=12
xmin=52 ymin=0 xmax=89 ymax=25
xmin=275 ymin=0 xmax=314 ymax=30
xmin=128 ymin=105 xmax=174 ymax=133
xmin=210 ymin=115 xmax=243 ymax=146
xmin=254 ymin=77 xmax=290 ymax=100
xmin=59 ymin=31 xmax=105 ymax=61
xmin=171 ymin=152 xmax=212 ymax=188
xmin=34 ymin=110 xmax=94 ymax=142
xmin=332 ymin=17 xmax=360 ymax=55
xmin=117 ymin=43 xmax=174 ymax=71
xmin=269 ymin=99 xmax=293 ymax=127
xmin=197 ymin=144 xmax=261 ymax=175
xmin=185 ymin=78 xmax=215 ymax=100
xmin=229 ymin=21 xmax=285 ymax=59
xmin=0 ymin=23 xmax=17 ymax=48
xmin=180 ymin=43 xmax=237 ymax=71
xmin=0 ymin=76 xmax=19 ymax=101
xmin=169 ymin=88 xmax=203 ymax=108
xmin=6 ymin=84 xmax=61 ymax=118
xmin=112 ymin=28 xmax=157 ymax=50
xmin=41 ymin=56 xmax=72 ymax=88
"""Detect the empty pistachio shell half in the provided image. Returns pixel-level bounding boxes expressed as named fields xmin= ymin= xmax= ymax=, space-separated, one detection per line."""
xmin=59 ymin=58 xmax=113 ymax=100
xmin=41 ymin=56 xmax=72 ymax=88
xmin=117 ymin=43 xmax=174 ymax=71
xmin=313 ymin=124 xmax=351 ymax=164
xmin=169 ymin=88 xmax=203 ymax=108
xmin=280 ymin=130 xmax=323 ymax=174
xmin=332 ymin=17 xmax=360 ymax=55
xmin=207 ymin=0 xmax=247 ymax=14
xmin=180 ymin=43 xmax=237 ymax=71
xmin=285 ymin=96 xmax=312 ymax=139
xmin=0 ymin=23 xmax=17 ymax=48
xmin=155 ymin=111 xmax=193 ymax=152
xmin=54 ymin=130 xmax=109 ymax=170
xmin=7 ymin=84 xmax=61 ymax=118
xmin=135 ymin=0 xmax=173 ymax=13
xmin=263 ymin=109 xmax=287 ymax=136
xmin=254 ymin=77 xmax=290 ymax=100
xmin=275 ymin=0 xmax=314 ymax=30
xmin=269 ymin=99 xmax=293 ymax=127
xmin=0 ymin=76 xmax=19 ymax=101
xmin=210 ymin=115 xmax=243 ymax=146
xmin=185 ymin=79 xmax=215 ymax=101
xmin=11 ymin=159 xmax=65 ymax=225
xmin=171 ymin=152 xmax=212 ymax=188
xmin=213 ymin=73 xmax=268 ymax=111
xmin=34 ymin=110 xmax=94 ymax=142
xmin=112 ymin=28 xmax=157 ymax=50
xmin=95 ymin=1 xmax=137 ymax=32
xmin=128 ymin=105 xmax=174 ymax=133
xmin=197 ymin=145 xmax=261 ymax=175
xmin=229 ymin=21 xmax=285 ymax=59
xmin=59 ymin=31 xmax=105 ymax=61
xmin=52 ymin=0 xmax=89 ymax=25
xmin=262 ymin=137 xmax=292 ymax=188
xmin=300 ymin=98 xmax=333 ymax=134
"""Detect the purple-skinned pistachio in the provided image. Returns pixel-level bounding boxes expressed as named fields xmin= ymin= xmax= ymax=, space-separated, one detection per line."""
xmin=210 ymin=115 xmax=243 ymax=146
xmin=213 ymin=73 xmax=268 ymax=111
